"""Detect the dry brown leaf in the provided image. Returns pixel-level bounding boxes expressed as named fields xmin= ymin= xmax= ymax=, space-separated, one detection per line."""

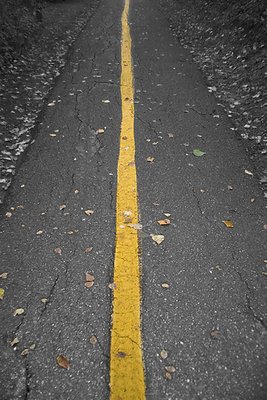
xmin=84 ymin=209 xmax=94 ymax=216
xmin=245 ymin=169 xmax=253 ymax=176
xmin=146 ymin=156 xmax=155 ymax=162
xmin=161 ymin=283 xmax=169 ymax=288
xmin=13 ymin=308 xmax=25 ymax=316
xmin=116 ymin=352 xmax=127 ymax=358
xmin=160 ymin=349 xmax=168 ymax=359
xmin=21 ymin=349 xmax=29 ymax=357
xmin=108 ymin=282 xmax=117 ymax=290
xmin=128 ymin=223 xmax=143 ymax=230
xmin=165 ymin=372 xmax=172 ymax=380
xmin=122 ymin=136 xmax=127 ymax=140
xmin=0 ymin=272 xmax=8 ymax=279
xmin=85 ymin=247 xmax=93 ymax=253
xmin=165 ymin=366 xmax=176 ymax=373
xmin=10 ymin=337 xmax=19 ymax=347
xmin=151 ymin=234 xmax=165 ymax=245
xmin=89 ymin=335 xmax=97 ymax=345
xmin=157 ymin=219 xmax=171 ymax=226
xmin=210 ymin=329 xmax=220 ymax=339
xmin=56 ymin=355 xmax=70 ymax=369
xmin=54 ymin=247 xmax=62 ymax=255
xmin=222 ymin=220 xmax=234 ymax=228
xmin=85 ymin=272 xmax=94 ymax=282
xmin=85 ymin=281 xmax=94 ymax=288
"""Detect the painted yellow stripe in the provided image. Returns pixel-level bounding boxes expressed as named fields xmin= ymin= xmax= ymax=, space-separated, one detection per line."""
xmin=110 ymin=0 xmax=145 ymax=398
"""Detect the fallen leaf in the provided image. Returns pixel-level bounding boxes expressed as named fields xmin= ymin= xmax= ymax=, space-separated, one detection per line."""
xmin=165 ymin=366 xmax=176 ymax=373
xmin=96 ymin=128 xmax=105 ymax=134
xmin=164 ymin=213 xmax=171 ymax=217
xmin=48 ymin=102 xmax=55 ymax=107
xmin=54 ymin=247 xmax=62 ymax=255
xmin=157 ymin=219 xmax=170 ymax=226
xmin=85 ymin=281 xmax=94 ymax=288
xmin=263 ymin=224 xmax=267 ymax=230
xmin=151 ymin=234 xmax=165 ymax=245
xmin=167 ymin=133 xmax=174 ymax=138
xmin=85 ymin=272 xmax=94 ymax=282
xmin=36 ymin=230 xmax=43 ymax=235
xmin=108 ymin=282 xmax=117 ymax=290
xmin=160 ymin=349 xmax=168 ymax=359
xmin=193 ymin=149 xmax=206 ymax=157
xmin=210 ymin=329 xmax=220 ymax=339
xmin=56 ymin=355 xmax=70 ymax=369
xmin=227 ymin=185 xmax=233 ymax=190
xmin=116 ymin=352 xmax=127 ymax=358
xmin=59 ymin=204 xmax=66 ymax=210
xmin=251 ymin=198 xmax=255 ymax=203
xmin=146 ymin=156 xmax=155 ymax=162
xmin=89 ymin=335 xmax=97 ymax=345
xmin=0 ymin=272 xmax=8 ymax=279
xmin=29 ymin=344 xmax=36 ymax=350
xmin=165 ymin=372 xmax=172 ymax=380
xmin=85 ymin=247 xmax=93 ymax=253
xmin=41 ymin=298 xmax=48 ymax=304
xmin=222 ymin=220 xmax=234 ymax=228
xmin=10 ymin=337 xmax=19 ymax=347
xmin=122 ymin=136 xmax=127 ymax=140
xmin=49 ymin=133 xmax=57 ymax=137
xmin=0 ymin=288 xmax=5 ymax=300
xmin=262 ymin=272 xmax=267 ymax=276
xmin=161 ymin=283 xmax=169 ymax=288
xmin=21 ymin=349 xmax=29 ymax=357
xmin=128 ymin=223 xmax=143 ymax=230
xmin=5 ymin=212 xmax=12 ymax=218
xmin=13 ymin=308 xmax=25 ymax=316
xmin=84 ymin=209 xmax=94 ymax=216
xmin=74 ymin=189 xmax=79 ymax=194
xmin=245 ymin=169 xmax=253 ymax=176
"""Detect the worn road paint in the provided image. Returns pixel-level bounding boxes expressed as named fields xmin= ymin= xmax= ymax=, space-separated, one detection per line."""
xmin=109 ymin=0 xmax=146 ymax=398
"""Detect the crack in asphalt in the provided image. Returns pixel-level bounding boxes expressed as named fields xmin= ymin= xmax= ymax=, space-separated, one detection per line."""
xmin=39 ymin=274 xmax=60 ymax=320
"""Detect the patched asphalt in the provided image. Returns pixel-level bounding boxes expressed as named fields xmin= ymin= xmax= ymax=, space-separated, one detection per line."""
xmin=0 ymin=0 xmax=266 ymax=399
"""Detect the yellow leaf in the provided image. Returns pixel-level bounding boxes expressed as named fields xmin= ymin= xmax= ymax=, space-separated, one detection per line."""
xmin=222 ymin=220 xmax=234 ymax=228
xmin=56 ymin=355 xmax=70 ymax=369
xmin=0 ymin=288 xmax=5 ymax=300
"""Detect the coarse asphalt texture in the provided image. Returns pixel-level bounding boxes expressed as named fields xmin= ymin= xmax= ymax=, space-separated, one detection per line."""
xmin=0 ymin=0 xmax=266 ymax=399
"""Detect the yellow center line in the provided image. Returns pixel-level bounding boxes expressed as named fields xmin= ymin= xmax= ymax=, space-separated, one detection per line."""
xmin=109 ymin=0 xmax=146 ymax=398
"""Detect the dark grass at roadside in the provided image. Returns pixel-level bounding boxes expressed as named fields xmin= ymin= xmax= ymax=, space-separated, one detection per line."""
xmin=0 ymin=0 xmax=100 ymax=204
xmin=156 ymin=0 xmax=267 ymax=196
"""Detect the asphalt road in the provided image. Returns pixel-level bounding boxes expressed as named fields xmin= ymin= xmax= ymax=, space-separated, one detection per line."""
xmin=0 ymin=0 xmax=266 ymax=399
